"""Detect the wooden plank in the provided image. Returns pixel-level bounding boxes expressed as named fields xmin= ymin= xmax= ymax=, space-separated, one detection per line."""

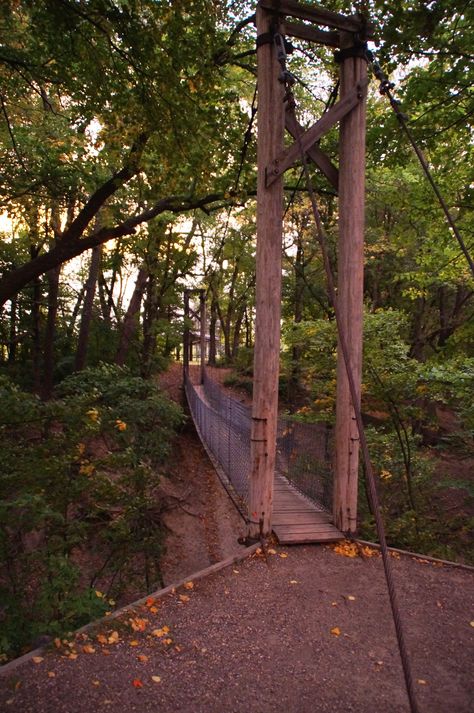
xmin=333 ymin=33 xmax=367 ymax=533
xmin=258 ymin=0 xmax=374 ymax=37
xmin=285 ymin=110 xmax=339 ymax=190
xmin=248 ymin=6 xmax=285 ymax=539
xmin=266 ymin=81 xmax=367 ymax=186
xmin=282 ymin=19 xmax=339 ymax=47
xmin=275 ymin=531 xmax=342 ymax=544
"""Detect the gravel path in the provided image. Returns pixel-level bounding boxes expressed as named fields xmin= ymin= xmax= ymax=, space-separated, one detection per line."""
xmin=1 ymin=544 xmax=473 ymax=713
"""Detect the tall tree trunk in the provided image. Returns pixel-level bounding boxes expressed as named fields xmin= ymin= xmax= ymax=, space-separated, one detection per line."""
xmin=231 ymin=308 xmax=244 ymax=359
xmin=115 ymin=267 xmax=148 ymax=366
xmin=74 ymin=245 xmax=102 ymax=371
xmin=41 ymin=265 xmax=60 ymax=400
xmin=141 ymin=272 xmax=158 ymax=378
xmin=208 ymin=297 xmax=218 ymax=366
xmin=7 ymin=292 xmax=17 ymax=364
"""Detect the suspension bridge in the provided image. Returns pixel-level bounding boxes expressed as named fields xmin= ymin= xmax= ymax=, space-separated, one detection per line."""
xmin=184 ymin=367 xmax=342 ymax=544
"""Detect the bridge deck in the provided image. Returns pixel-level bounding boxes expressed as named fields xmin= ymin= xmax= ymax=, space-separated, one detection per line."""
xmin=190 ymin=380 xmax=342 ymax=545
xmin=273 ymin=474 xmax=342 ymax=544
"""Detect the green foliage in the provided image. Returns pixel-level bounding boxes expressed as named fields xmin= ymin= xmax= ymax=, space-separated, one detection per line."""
xmin=0 ymin=366 xmax=183 ymax=660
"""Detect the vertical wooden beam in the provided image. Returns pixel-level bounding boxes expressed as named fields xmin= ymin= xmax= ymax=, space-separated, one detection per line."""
xmin=333 ymin=35 xmax=367 ymax=533
xmin=183 ymin=289 xmax=190 ymax=380
xmin=248 ymin=7 xmax=285 ymax=540
xmin=199 ymin=289 xmax=206 ymax=384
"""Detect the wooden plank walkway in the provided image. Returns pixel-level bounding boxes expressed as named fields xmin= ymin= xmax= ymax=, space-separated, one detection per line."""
xmin=272 ymin=474 xmax=342 ymax=544
xmin=188 ymin=378 xmax=342 ymax=545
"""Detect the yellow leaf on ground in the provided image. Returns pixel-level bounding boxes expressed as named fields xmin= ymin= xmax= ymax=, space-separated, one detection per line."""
xmin=279 ymin=553 xmax=288 ymax=558
xmin=151 ymin=676 xmax=161 ymax=684
xmin=130 ymin=640 xmax=139 ymax=647
xmin=146 ymin=597 xmax=156 ymax=608
xmin=83 ymin=645 xmax=96 ymax=654
xmin=96 ymin=634 xmax=108 ymax=645
xmin=289 ymin=580 xmax=298 ymax=584
xmin=184 ymin=581 xmax=194 ymax=590
xmin=92 ymin=680 xmax=100 ymax=686
xmin=67 ymin=653 xmax=78 ymax=660
xmin=470 ymin=621 xmax=474 ymax=628
xmin=107 ymin=631 xmax=119 ymax=644
xmin=152 ymin=626 xmax=170 ymax=638
xmin=32 ymin=657 xmax=44 ymax=664
xmin=47 ymin=672 xmax=56 ymax=678
xmin=137 ymin=654 xmax=149 ymax=662
xmin=267 ymin=548 xmax=276 ymax=555
xmin=330 ymin=627 xmax=341 ymax=637
xmin=347 ymin=595 xmax=356 ymax=601
xmin=179 ymin=594 xmax=190 ymax=603
xmin=149 ymin=606 xmax=159 ymax=614
xmin=163 ymin=638 xmax=173 ymax=645
xmin=130 ymin=618 xmax=148 ymax=632
xmin=417 ymin=679 xmax=427 ymax=685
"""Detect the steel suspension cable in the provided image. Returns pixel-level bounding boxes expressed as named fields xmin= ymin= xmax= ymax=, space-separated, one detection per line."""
xmin=273 ymin=33 xmax=421 ymax=713
xmin=370 ymin=58 xmax=474 ymax=280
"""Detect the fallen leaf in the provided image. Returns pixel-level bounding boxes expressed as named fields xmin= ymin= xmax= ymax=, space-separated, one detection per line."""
xmin=163 ymin=638 xmax=173 ymax=645
xmin=470 ymin=621 xmax=474 ymax=628
xmin=375 ymin=660 xmax=384 ymax=666
xmin=330 ymin=627 xmax=341 ymax=637
xmin=331 ymin=602 xmax=338 ymax=607
xmin=232 ymin=569 xmax=239 ymax=574
xmin=289 ymin=580 xmax=298 ymax=584
xmin=67 ymin=653 xmax=78 ymax=660
xmin=132 ymin=678 xmax=143 ymax=688
xmin=96 ymin=634 xmax=108 ymax=645
xmin=83 ymin=645 xmax=96 ymax=654
xmin=174 ymin=645 xmax=182 ymax=652
xmin=32 ymin=657 xmax=44 ymax=664
xmin=151 ymin=675 xmax=161 ymax=684
xmin=347 ymin=595 xmax=356 ymax=601
xmin=130 ymin=618 xmax=148 ymax=632
xmin=107 ymin=631 xmax=119 ymax=644
xmin=149 ymin=606 xmax=159 ymax=614
xmin=137 ymin=654 xmax=149 ymax=662
xmin=15 ymin=681 xmax=21 ymax=690
xmin=417 ymin=679 xmax=427 ymax=685
xmin=102 ymin=648 xmax=111 ymax=656
xmin=47 ymin=671 xmax=56 ymax=678
xmin=179 ymin=594 xmax=190 ymax=603
xmin=279 ymin=553 xmax=288 ymax=558
xmin=152 ymin=626 xmax=170 ymax=638
xmin=145 ymin=597 xmax=156 ymax=608
xmin=184 ymin=581 xmax=194 ymax=590
xmin=267 ymin=548 xmax=276 ymax=555
xmin=54 ymin=638 xmax=62 ymax=649
xmin=92 ymin=680 xmax=100 ymax=687
xmin=130 ymin=640 xmax=139 ymax=647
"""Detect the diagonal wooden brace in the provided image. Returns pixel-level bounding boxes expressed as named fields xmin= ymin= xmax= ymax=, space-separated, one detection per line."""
xmin=265 ymin=78 xmax=368 ymax=187
xmin=285 ymin=110 xmax=339 ymax=189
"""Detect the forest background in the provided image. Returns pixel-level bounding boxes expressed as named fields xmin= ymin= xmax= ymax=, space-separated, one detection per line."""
xmin=0 ymin=0 xmax=473 ymax=660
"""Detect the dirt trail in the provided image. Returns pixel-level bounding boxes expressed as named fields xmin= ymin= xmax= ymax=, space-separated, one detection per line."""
xmin=158 ymin=363 xmax=246 ymax=585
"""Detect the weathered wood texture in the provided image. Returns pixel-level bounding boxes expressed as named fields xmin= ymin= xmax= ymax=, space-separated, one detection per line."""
xmin=285 ymin=110 xmax=339 ymax=190
xmin=333 ymin=35 xmax=367 ymax=533
xmin=258 ymin=0 xmax=374 ymax=37
xmin=266 ymin=81 xmax=367 ymax=186
xmin=248 ymin=6 xmax=285 ymax=539
xmin=273 ymin=475 xmax=342 ymax=543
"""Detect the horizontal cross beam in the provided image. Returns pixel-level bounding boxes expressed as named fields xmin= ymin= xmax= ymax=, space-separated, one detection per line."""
xmin=283 ymin=19 xmax=339 ymax=47
xmin=258 ymin=0 xmax=374 ymax=38
xmin=266 ymin=79 xmax=368 ymax=186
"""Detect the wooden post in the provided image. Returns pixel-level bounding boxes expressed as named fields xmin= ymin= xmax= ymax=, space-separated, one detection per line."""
xmin=333 ymin=34 xmax=367 ymax=532
xmin=183 ymin=290 xmax=190 ymax=380
xmin=199 ymin=289 xmax=206 ymax=384
xmin=248 ymin=6 xmax=285 ymax=540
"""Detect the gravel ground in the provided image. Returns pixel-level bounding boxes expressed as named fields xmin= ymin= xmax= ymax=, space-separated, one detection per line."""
xmin=1 ymin=544 xmax=473 ymax=713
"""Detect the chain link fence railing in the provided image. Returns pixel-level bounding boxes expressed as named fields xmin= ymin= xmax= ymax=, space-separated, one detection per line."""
xmin=185 ymin=371 xmax=333 ymax=514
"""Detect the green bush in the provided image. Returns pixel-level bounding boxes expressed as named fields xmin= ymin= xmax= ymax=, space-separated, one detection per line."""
xmin=0 ymin=365 xmax=183 ymax=660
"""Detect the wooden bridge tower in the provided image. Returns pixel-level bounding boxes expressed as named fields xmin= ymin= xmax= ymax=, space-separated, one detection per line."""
xmin=249 ymin=0 xmax=373 ymax=539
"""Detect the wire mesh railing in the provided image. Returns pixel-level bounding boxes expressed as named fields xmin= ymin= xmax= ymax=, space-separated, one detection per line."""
xmin=185 ymin=370 xmax=333 ymax=514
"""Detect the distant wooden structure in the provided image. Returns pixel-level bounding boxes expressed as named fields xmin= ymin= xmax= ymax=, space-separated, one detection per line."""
xmin=249 ymin=0 xmax=372 ymax=540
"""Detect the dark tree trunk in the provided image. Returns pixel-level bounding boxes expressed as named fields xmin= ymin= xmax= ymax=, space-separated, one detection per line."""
xmin=115 ymin=267 xmax=148 ymax=366
xmin=41 ymin=265 xmax=61 ymax=400
xmin=208 ymin=297 xmax=218 ymax=366
xmin=74 ymin=245 xmax=102 ymax=371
